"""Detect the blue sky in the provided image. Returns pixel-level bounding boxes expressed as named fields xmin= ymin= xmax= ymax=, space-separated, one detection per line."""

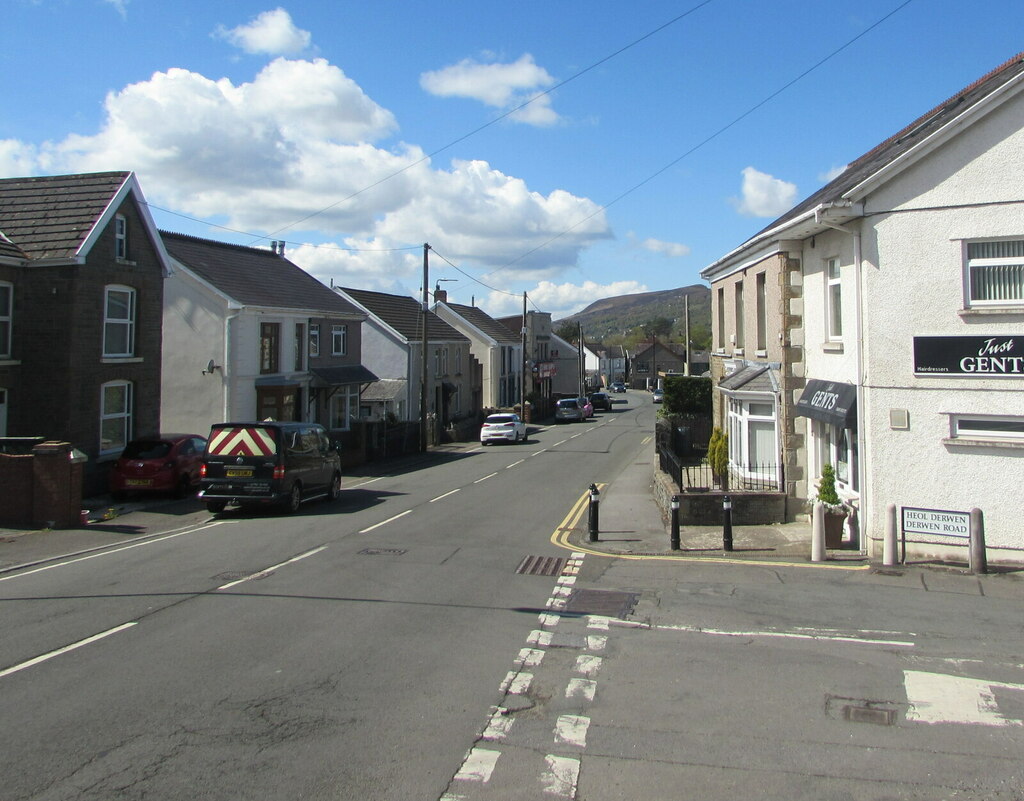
xmin=3 ymin=1 xmax=1023 ymax=319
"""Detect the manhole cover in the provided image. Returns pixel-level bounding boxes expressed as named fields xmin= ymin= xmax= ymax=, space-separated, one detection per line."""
xmin=359 ymin=547 xmax=407 ymax=556
xmin=516 ymin=555 xmax=567 ymax=576
xmin=563 ymin=589 xmax=640 ymax=619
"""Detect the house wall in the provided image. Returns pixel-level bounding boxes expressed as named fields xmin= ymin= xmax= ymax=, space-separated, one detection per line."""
xmin=161 ymin=268 xmax=228 ymax=434
xmin=853 ymin=94 xmax=1024 ymax=563
xmin=13 ymin=198 xmax=163 ymax=494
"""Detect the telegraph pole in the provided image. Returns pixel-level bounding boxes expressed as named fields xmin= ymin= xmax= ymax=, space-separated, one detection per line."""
xmin=520 ymin=292 xmax=527 ymax=419
xmin=684 ymin=294 xmax=691 ymax=377
xmin=420 ymin=243 xmax=430 ymax=452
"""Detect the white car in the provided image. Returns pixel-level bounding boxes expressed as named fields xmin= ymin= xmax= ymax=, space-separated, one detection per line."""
xmin=480 ymin=413 xmax=527 ymax=444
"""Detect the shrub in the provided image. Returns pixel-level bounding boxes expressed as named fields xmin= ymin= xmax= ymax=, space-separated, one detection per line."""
xmin=664 ymin=375 xmax=712 ymax=415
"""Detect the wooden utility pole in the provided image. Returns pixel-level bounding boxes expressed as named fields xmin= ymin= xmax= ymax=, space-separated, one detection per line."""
xmin=684 ymin=294 xmax=691 ymax=377
xmin=520 ymin=292 xmax=527 ymax=419
xmin=420 ymin=243 xmax=430 ymax=452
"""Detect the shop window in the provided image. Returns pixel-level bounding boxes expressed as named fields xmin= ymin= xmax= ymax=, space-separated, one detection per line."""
xmin=967 ymin=240 xmax=1024 ymax=306
xmin=815 ymin=419 xmax=859 ymax=492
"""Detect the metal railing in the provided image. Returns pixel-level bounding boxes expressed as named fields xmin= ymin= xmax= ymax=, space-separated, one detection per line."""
xmin=658 ymin=447 xmax=782 ymax=493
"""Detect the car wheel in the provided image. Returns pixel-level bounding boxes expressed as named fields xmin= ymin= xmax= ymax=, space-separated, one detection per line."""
xmin=206 ymin=500 xmax=227 ymax=514
xmin=327 ymin=472 xmax=341 ymax=502
xmin=285 ymin=482 xmax=302 ymax=514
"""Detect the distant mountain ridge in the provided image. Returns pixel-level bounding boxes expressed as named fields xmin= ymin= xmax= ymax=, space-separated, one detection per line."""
xmin=556 ymin=284 xmax=711 ymax=344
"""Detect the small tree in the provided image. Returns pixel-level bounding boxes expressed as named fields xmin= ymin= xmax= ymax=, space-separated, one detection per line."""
xmin=816 ymin=464 xmax=843 ymax=510
xmin=708 ymin=427 xmax=728 ymax=489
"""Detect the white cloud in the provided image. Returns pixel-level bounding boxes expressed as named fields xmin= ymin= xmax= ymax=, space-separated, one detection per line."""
xmin=103 ymin=0 xmax=128 ymax=19
xmin=8 ymin=56 xmax=608 ymax=295
xmin=819 ymin=164 xmax=848 ymax=183
xmin=731 ymin=166 xmax=798 ymax=218
xmin=420 ymin=54 xmax=560 ymax=126
xmin=639 ymin=237 xmax=690 ymax=258
xmin=215 ymin=8 xmax=311 ymax=56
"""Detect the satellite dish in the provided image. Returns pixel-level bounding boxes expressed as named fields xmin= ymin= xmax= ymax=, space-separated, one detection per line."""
xmin=202 ymin=359 xmax=220 ymax=375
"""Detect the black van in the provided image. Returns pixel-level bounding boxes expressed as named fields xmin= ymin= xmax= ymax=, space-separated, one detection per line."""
xmin=199 ymin=422 xmax=342 ymax=514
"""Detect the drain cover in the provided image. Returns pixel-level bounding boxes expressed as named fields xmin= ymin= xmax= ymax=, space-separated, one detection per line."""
xmin=516 ymin=555 xmax=567 ymax=576
xmin=359 ymin=547 xmax=407 ymax=556
xmin=563 ymin=589 xmax=640 ymax=619
xmin=843 ymin=705 xmax=896 ymax=726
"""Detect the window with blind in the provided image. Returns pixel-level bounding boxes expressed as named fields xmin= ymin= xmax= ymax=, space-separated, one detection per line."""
xmin=967 ymin=240 xmax=1024 ymax=305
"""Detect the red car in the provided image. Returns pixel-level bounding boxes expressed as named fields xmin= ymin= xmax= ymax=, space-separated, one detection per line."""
xmin=109 ymin=434 xmax=208 ymax=500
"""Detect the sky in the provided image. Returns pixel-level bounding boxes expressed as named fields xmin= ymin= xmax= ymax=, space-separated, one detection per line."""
xmin=3 ymin=1 xmax=1024 ymax=321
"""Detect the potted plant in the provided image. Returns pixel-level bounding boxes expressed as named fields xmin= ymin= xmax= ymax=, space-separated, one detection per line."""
xmin=816 ymin=464 xmax=848 ymax=548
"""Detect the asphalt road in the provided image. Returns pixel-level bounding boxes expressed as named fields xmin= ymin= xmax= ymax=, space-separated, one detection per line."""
xmin=0 ymin=394 xmax=653 ymax=800
xmin=3 ymin=391 xmax=1023 ymax=801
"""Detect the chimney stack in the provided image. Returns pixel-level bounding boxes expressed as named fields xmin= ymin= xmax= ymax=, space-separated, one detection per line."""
xmin=434 ymin=289 xmax=447 ymax=303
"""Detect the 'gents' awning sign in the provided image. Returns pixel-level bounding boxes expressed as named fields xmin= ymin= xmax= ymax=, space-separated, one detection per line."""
xmin=795 ymin=379 xmax=857 ymax=428
xmin=914 ymin=335 xmax=1024 ymax=376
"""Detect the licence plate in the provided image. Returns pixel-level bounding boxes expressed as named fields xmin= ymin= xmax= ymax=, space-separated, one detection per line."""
xmin=225 ymin=468 xmax=253 ymax=478
xmin=125 ymin=479 xmax=152 ymax=487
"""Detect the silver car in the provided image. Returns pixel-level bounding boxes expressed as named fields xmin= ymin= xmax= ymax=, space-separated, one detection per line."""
xmin=554 ymin=398 xmax=584 ymax=423
xmin=480 ymin=413 xmax=527 ymax=444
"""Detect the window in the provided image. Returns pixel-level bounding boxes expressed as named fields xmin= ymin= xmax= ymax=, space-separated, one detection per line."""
xmin=309 ymin=324 xmax=320 ymax=358
xmin=815 ymin=420 xmax=859 ymax=491
xmin=826 ymin=258 xmax=843 ymax=339
xmin=114 ymin=214 xmax=128 ymax=260
xmin=441 ymin=347 xmax=449 ymax=376
xmin=329 ymin=386 xmax=359 ymax=430
xmin=103 ymin=285 xmax=135 ymax=357
xmin=455 ymin=347 xmax=462 ymax=374
xmin=755 ymin=272 xmax=767 ymax=352
xmin=734 ymin=283 xmax=744 ymax=349
xmin=331 ymin=324 xmax=347 ymax=356
xmin=950 ymin=414 xmax=1024 ymax=441
xmin=260 ymin=322 xmax=280 ymax=373
xmin=100 ymin=381 xmax=132 ymax=454
xmin=716 ymin=287 xmax=725 ymax=350
xmin=967 ymin=240 xmax=1024 ymax=305
xmin=294 ymin=323 xmax=305 ymax=371
xmin=726 ymin=397 xmax=779 ymax=485
xmin=0 ymin=282 xmax=11 ymax=358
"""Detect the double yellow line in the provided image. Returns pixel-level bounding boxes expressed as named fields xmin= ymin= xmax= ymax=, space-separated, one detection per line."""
xmin=550 ymin=485 xmax=869 ymax=570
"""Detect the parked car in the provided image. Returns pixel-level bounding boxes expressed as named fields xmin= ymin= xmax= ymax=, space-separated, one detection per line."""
xmin=199 ymin=422 xmax=341 ymax=514
xmin=652 ymin=388 xmax=664 ymax=403
xmin=110 ymin=434 xmax=208 ymax=500
xmin=611 ymin=382 xmax=626 ymax=393
xmin=581 ymin=397 xmax=594 ymax=418
xmin=589 ymin=391 xmax=611 ymax=411
xmin=554 ymin=397 xmax=584 ymax=423
xmin=480 ymin=413 xmax=527 ymax=444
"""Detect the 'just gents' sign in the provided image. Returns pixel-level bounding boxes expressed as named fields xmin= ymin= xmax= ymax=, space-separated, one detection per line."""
xmin=914 ymin=335 xmax=1024 ymax=376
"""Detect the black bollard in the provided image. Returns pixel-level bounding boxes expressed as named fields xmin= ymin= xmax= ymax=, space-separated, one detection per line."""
xmin=723 ymin=495 xmax=733 ymax=551
xmin=670 ymin=495 xmax=681 ymax=550
xmin=588 ymin=483 xmax=600 ymax=542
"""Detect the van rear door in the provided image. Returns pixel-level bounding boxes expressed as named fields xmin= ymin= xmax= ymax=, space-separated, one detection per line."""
xmin=203 ymin=425 xmax=281 ymax=497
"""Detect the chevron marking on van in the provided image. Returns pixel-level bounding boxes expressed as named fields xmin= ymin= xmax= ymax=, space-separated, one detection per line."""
xmin=208 ymin=427 xmax=277 ymax=457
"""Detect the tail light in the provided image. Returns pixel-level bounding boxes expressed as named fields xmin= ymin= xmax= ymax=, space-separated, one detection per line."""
xmin=273 ymin=465 xmax=286 ymax=480
xmin=200 ymin=464 xmax=207 ymax=478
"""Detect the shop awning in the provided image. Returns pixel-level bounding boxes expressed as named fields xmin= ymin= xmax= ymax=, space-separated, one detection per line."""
xmin=795 ymin=379 xmax=857 ymax=428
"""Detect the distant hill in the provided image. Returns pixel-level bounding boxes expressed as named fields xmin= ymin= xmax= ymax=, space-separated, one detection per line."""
xmin=555 ymin=285 xmax=711 ymax=347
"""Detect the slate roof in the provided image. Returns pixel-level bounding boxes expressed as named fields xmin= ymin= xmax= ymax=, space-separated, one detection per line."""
xmin=162 ymin=231 xmax=363 ymax=316
xmin=445 ymin=302 xmax=520 ymax=344
xmin=0 ymin=171 xmax=132 ymax=261
xmin=339 ymin=287 xmax=468 ymax=342
xmin=732 ymin=52 xmax=1024 ymax=257
xmin=361 ymin=378 xmax=408 ymax=402
xmin=719 ymin=364 xmax=779 ymax=393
